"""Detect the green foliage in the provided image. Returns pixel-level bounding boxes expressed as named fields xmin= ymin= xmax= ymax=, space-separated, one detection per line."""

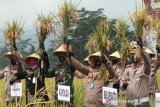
xmin=49 ymin=8 xmax=134 ymax=62
xmin=17 ymin=39 xmax=36 ymax=55
xmin=0 ymin=39 xmax=36 ymax=68
xmin=69 ymin=8 xmax=107 ymax=61
xmin=114 ymin=19 xmax=131 ymax=70
xmin=0 ymin=45 xmax=10 ymax=68
xmin=49 ymin=8 xmax=108 ymax=62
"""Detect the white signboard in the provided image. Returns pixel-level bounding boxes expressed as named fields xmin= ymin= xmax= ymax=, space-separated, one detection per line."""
xmin=155 ymin=93 xmax=160 ymax=107
xmin=58 ymin=85 xmax=70 ymax=102
xmin=102 ymin=86 xmax=118 ymax=106
xmin=11 ymin=83 xmax=22 ymax=97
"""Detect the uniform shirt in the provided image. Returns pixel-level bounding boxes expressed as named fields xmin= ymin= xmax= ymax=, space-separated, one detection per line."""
xmin=107 ymin=64 xmax=121 ymax=88
xmin=121 ymin=50 xmax=151 ymax=100
xmin=70 ymin=57 xmax=115 ymax=107
xmin=0 ymin=65 xmax=21 ymax=101
xmin=15 ymin=67 xmax=49 ymax=103
xmin=149 ymin=58 xmax=160 ymax=93
xmin=47 ymin=62 xmax=76 ymax=104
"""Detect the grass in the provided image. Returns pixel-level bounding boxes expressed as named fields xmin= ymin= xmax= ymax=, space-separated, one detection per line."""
xmin=0 ymin=70 xmax=159 ymax=107
xmin=0 ymin=77 xmax=85 ymax=107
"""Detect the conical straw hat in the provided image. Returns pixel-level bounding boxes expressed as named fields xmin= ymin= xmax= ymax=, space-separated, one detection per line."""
xmin=83 ymin=56 xmax=89 ymax=62
xmin=4 ymin=51 xmax=23 ymax=60
xmin=88 ymin=51 xmax=102 ymax=62
xmin=145 ymin=48 xmax=155 ymax=56
xmin=109 ymin=51 xmax=121 ymax=59
xmin=53 ymin=43 xmax=72 ymax=56
xmin=25 ymin=53 xmax=40 ymax=63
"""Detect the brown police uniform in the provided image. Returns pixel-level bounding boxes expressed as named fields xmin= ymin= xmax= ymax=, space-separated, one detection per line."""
xmin=121 ymin=49 xmax=151 ymax=107
xmin=148 ymin=58 xmax=160 ymax=95
xmin=107 ymin=64 xmax=121 ymax=89
xmin=149 ymin=63 xmax=157 ymax=94
xmin=107 ymin=51 xmax=122 ymax=91
xmin=144 ymin=48 xmax=157 ymax=94
xmin=70 ymin=52 xmax=115 ymax=107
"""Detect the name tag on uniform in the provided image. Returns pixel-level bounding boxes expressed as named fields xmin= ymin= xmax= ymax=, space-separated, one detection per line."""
xmin=136 ymin=78 xmax=140 ymax=81
xmin=11 ymin=82 xmax=22 ymax=97
xmin=58 ymin=85 xmax=70 ymax=102
xmin=102 ymin=86 xmax=118 ymax=106
xmin=32 ymin=77 xmax=36 ymax=83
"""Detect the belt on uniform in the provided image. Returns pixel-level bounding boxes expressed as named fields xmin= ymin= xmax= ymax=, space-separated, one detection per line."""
xmin=128 ymin=97 xmax=149 ymax=105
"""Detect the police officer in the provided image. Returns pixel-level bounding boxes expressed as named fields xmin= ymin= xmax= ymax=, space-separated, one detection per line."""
xmin=149 ymin=45 xmax=160 ymax=94
xmin=0 ymin=51 xmax=23 ymax=106
xmin=121 ymin=40 xmax=151 ymax=107
xmin=108 ymin=51 xmax=122 ymax=92
xmin=69 ymin=51 xmax=115 ymax=107
xmin=10 ymin=52 xmax=49 ymax=106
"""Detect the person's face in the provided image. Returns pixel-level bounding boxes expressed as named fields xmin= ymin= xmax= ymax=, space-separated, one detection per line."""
xmin=92 ymin=57 xmax=102 ymax=67
xmin=129 ymin=52 xmax=141 ymax=64
xmin=58 ymin=53 xmax=67 ymax=63
xmin=10 ymin=58 xmax=16 ymax=66
xmin=111 ymin=58 xmax=119 ymax=65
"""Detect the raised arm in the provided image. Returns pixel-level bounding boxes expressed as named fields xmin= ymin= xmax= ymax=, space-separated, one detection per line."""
xmin=137 ymin=39 xmax=151 ymax=75
xmin=105 ymin=60 xmax=116 ymax=79
xmin=0 ymin=67 xmax=8 ymax=79
xmin=9 ymin=70 xmax=27 ymax=85
xmin=74 ymin=72 xmax=85 ymax=79
xmin=14 ymin=51 xmax=23 ymax=70
xmin=120 ymin=66 xmax=130 ymax=90
xmin=141 ymin=49 xmax=151 ymax=75
xmin=101 ymin=56 xmax=116 ymax=79
xmin=70 ymin=57 xmax=91 ymax=75
xmin=15 ymin=71 xmax=28 ymax=79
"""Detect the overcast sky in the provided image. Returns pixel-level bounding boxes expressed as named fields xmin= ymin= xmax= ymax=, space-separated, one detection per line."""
xmin=0 ymin=0 xmax=142 ymax=48
xmin=0 ymin=0 xmax=142 ymax=26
